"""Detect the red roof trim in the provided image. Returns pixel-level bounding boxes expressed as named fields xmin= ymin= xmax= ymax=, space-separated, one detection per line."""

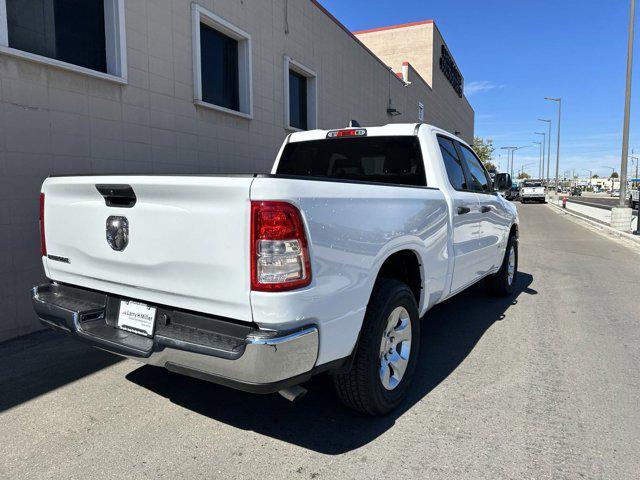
xmin=352 ymin=20 xmax=434 ymax=35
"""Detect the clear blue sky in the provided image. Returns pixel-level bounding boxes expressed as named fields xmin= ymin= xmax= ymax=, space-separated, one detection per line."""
xmin=320 ymin=0 xmax=640 ymax=179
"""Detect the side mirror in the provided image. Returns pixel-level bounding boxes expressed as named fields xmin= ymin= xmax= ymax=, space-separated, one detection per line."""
xmin=495 ymin=173 xmax=512 ymax=191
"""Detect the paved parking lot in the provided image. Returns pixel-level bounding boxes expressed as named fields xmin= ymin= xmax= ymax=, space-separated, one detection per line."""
xmin=1 ymin=204 xmax=639 ymax=479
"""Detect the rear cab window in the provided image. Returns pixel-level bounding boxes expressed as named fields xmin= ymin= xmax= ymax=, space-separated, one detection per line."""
xmin=276 ymin=136 xmax=426 ymax=187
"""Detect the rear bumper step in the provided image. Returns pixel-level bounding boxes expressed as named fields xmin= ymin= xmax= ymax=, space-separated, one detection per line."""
xmin=32 ymin=283 xmax=319 ymax=393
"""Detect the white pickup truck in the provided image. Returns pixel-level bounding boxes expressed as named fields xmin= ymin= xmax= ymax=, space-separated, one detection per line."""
xmin=520 ymin=180 xmax=546 ymax=203
xmin=32 ymin=123 xmax=519 ymax=415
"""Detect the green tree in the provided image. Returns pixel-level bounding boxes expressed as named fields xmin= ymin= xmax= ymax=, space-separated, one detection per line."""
xmin=517 ymin=172 xmax=531 ymax=180
xmin=611 ymin=171 xmax=619 ymax=178
xmin=592 ymin=174 xmax=600 ymax=178
xmin=472 ymin=137 xmax=496 ymax=171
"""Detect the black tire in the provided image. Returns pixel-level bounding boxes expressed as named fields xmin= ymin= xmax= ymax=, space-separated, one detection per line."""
xmin=486 ymin=233 xmax=518 ymax=297
xmin=333 ymin=278 xmax=420 ymax=416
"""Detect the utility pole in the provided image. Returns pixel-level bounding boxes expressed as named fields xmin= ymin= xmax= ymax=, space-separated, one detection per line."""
xmin=533 ymin=141 xmax=542 ymax=179
xmin=539 ymin=119 xmax=552 ymax=184
xmin=534 ymin=132 xmax=546 ymax=179
xmin=620 ymin=0 xmax=636 ymax=208
xmin=544 ymin=98 xmax=562 ymax=197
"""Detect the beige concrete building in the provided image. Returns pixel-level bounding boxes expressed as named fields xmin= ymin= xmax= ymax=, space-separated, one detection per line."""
xmin=0 ymin=0 xmax=474 ymax=341
xmin=354 ymin=20 xmax=474 ymax=141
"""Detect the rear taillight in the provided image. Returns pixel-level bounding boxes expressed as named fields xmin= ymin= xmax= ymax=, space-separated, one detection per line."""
xmin=251 ymin=201 xmax=311 ymax=291
xmin=39 ymin=193 xmax=46 ymax=256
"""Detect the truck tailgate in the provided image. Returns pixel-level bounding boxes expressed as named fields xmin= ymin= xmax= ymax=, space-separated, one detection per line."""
xmin=42 ymin=175 xmax=253 ymax=322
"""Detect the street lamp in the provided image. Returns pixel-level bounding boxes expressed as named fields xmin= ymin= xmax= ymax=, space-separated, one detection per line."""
xmin=602 ymin=166 xmax=617 ymax=192
xmin=538 ymin=119 xmax=552 ymax=184
xmin=544 ymin=98 xmax=562 ymax=196
xmin=619 ymin=0 xmax=635 ymax=210
xmin=534 ymin=132 xmax=546 ymax=179
xmin=583 ymin=169 xmax=593 ymax=191
xmin=533 ymin=141 xmax=543 ymax=179
xmin=520 ymin=162 xmax=535 ymax=179
xmin=500 ymin=147 xmax=515 ymax=177
xmin=510 ymin=146 xmax=530 ymax=179
xmin=631 ymin=155 xmax=639 ymax=188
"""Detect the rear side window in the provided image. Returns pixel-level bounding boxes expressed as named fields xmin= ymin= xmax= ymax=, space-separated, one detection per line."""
xmin=459 ymin=145 xmax=492 ymax=192
xmin=276 ymin=137 xmax=426 ymax=187
xmin=437 ymin=136 xmax=467 ymax=190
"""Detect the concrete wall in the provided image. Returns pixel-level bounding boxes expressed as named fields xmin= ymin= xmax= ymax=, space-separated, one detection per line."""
xmin=0 ymin=0 xmax=474 ymax=341
xmin=355 ymin=21 xmax=474 ymax=142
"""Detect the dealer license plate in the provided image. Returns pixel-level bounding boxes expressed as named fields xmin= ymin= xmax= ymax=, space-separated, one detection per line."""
xmin=117 ymin=300 xmax=157 ymax=337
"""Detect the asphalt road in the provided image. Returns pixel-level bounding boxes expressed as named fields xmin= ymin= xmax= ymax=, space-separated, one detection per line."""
xmin=1 ymin=204 xmax=639 ymax=479
xmin=567 ymin=195 xmax=638 ymax=214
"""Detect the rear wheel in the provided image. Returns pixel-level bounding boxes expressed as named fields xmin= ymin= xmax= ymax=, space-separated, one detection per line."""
xmin=333 ymin=279 xmax=420 ymax=416
xmin=486 ymin=234 xmax=518 ymax=297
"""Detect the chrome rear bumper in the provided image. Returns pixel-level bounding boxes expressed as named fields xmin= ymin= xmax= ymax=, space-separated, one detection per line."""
xmin=32 ymin=283 xmax=319 ymax=392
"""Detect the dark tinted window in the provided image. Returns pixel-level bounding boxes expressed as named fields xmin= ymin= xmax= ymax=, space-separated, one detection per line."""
xmin=277 ymin=136 xmax=426 ymax=186
xmin=7 ymin=0 xmax=107 ymax=72
xmin=289 ymin=70 xmax=307 ymax=130
xmin=459 ymin=145 xmax=492 ymax=192
xmin=200 ymin=23 xmax=239 ymax=111
xmin=437 ymin=136 xmax=467 ymax=190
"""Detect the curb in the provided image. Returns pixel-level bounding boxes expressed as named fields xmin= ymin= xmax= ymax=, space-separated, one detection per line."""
xmin=546 ymin=201 xmax=640 ymax=246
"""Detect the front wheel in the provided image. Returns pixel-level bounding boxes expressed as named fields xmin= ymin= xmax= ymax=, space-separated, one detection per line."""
xmin=333 ymin=279 xmax=420 ymax=415
xmin=486 ymin=234 xmax=518 ymax=297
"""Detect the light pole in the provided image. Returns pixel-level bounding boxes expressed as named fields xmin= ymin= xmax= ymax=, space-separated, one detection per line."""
xmin=520 ymin=163 xmax=535 ymax=179
xmin=619 ymin=0 xmax=636 ymax=209
xmin=602 ymin=166 xmax=616 ymax=192
xmin=538 ymin=119 xmax=552 ymax=184
xmin=631 ymin=155 xmax=639 ymax=188
xmin=512 ymin=146 xmax=529 ymax=179
xmin=534 ymin=132 xmax=546 ymax=179
xmin=583 ymin=169 xmax=593 ymax=191
xmin=544 ymin=98 xmax=562 ymax=195
xmin=533 ymin=141 xmax=542 ymax=179
xmin=500 ymin=146 xmax=518 ymax=177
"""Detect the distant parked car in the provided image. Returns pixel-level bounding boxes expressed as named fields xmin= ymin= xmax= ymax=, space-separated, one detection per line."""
xmin=610 ymin=189 xmax=620 ymax=197
xmin=571 ymin=187 xmax=582 ymax=196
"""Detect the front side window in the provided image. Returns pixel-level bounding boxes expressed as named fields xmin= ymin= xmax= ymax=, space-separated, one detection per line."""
xmin=3 ymin=0 xmax=125 ymax=75
xmin=437 ymin=136 xmax=467 ymax=190
xmin=200 ymin=23 xmax=239 ymax=111
xmin=277 ymin=136 xmax=426 ymax=187
xmin=288 ymin=70 xmax=307 ymax=130
xmin=459 ymin=145 xmax=492 ymax=192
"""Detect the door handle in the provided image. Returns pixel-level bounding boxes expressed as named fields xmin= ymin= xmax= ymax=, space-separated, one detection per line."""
xmin=457 ymin=206 xmax=471 ymax=215
xmin=481 ymin=205 xmax=492 ymax=213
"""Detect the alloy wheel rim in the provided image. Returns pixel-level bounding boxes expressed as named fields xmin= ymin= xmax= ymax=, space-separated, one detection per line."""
xmin=507 ymin=246 xmax=516 ymax=285
xmin=379 ymin=306 xmax=412 ymax=391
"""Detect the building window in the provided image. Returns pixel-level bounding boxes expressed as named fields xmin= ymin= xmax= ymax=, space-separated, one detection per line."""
xmin=418 ymin=102 xmax=425 ymax=122
xmin=0 ymin=0 xmax=127 ymax=82
xmin=192 ymin=4 xmax=252 ymax=119
xmin=284 ymin=56 xmax=317 ymax=131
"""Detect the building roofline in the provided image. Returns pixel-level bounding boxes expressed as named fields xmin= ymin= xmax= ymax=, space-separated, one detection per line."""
xmin=309 ymin=0 xmax=405 ymax=85
xmin=352 ymin=20 xmax=434 ymax=35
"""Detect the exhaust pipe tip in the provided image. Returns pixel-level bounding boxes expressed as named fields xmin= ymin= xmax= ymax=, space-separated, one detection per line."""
xmin=278 ymin=385 xmax=307 ymax=402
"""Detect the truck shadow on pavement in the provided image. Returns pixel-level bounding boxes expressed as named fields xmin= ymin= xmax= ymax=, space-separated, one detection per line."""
xmin=0 ymin=330 xmax=122 ymax=413
xmin=126 ymin=272 xmax=535 ymax=455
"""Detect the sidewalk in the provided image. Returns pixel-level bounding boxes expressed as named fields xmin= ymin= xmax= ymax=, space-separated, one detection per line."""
xmin=547 ymin=196 xmax=640 ymax=247
xmin=548 ymin=196 xmax=638 ymax=228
